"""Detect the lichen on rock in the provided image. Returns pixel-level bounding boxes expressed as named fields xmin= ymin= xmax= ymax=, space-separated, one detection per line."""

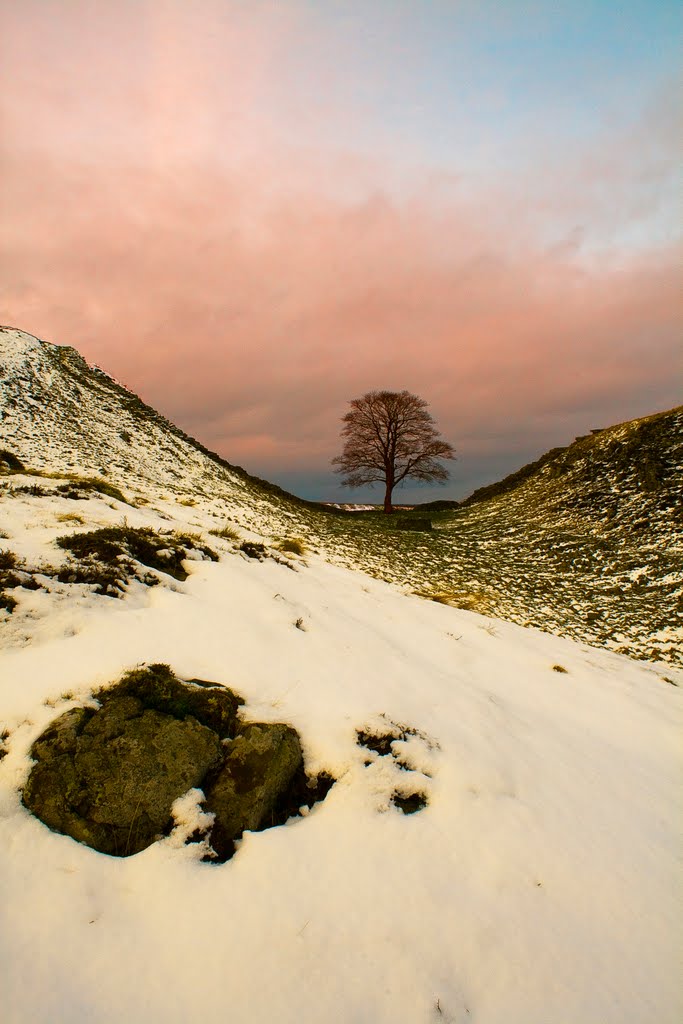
xmin=22 ymin=664 xmax=327 ymax=861
xmin=205 ymin=722 xmax=302 ymax=859
xmin=23 ymin=689 xmax=224 ymax=856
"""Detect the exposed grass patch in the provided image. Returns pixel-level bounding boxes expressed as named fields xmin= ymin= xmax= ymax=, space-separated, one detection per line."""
xmin=0 ymin=548 xmax=26 ymax=612
xmin=5 ymin=472 xmax=131 ymax=505
xmin=552 ymin=664 xmax=568 ymax=673
xmin=417 ymin=589 xmax=493 ymax=614
xmin=209 ymin=525 xmax=240 ymax=541
xmin=18 ymin=470 xmax=63 ymax=479
xmin=277 ymin=537 xmax=306 ymax=556
xmin=55 ymin=526 xmax=218 ymax=595
xmin=13 ymin=483 xmax=50 ymax=497
xmin=174 ymin=530 xmax=205 ymax=544
xmin=239 ymin=541 xmax=268 ymax=560
xmin=0 ymin=548 xmax=46 ymax=609
xmin=448 ymin=591 xmax=494 ymax=614
xmin=392 ymin=517 xmax=433 ymax=532
xmin=392 ymin=791 xmax=428 ymax=814
xmin=357 ymin=720 xmax=437 ymax=759
xmin=238 ymin=540 xmax=296 ymax=571
xmin=55 ymin=559 xmax=133 ymax=597
xmin=0 ymin=549 xmax=19 ymax=574
xmin=55 ymin=476 xmax=130 ymax=504
xmin=357 ymin=727 xmax=397 ymax=757
xmin=56 ymin=512 xmax=86 ymax=525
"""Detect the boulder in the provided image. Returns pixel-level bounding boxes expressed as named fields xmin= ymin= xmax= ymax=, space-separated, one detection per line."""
xmin=206 ymin=723 xmax=302 ymax=858
xmin=23 ymin=694 xmax=223 ymax=856
xmin=22 ymin=666 xmax=319 ymax=861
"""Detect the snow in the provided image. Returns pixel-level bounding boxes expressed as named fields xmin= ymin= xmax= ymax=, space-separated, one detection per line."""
xmin=166 ymin=788 xmax=216 ymax=858
xmin=1 ymin=486 xmax=682 ymax=1024
xmin=0 ymin=325 xmax=43 ymax=371
xmin=2 ymin=327 xmax=682 ymax=665
xmin=1 ymin=327 xmax=682 ymax=1021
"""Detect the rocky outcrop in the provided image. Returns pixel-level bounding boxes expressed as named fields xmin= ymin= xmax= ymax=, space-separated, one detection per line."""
xmin=22 ymin=665 xmax=318 ymax=861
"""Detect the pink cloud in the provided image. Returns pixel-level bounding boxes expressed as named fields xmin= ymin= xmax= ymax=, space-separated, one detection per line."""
xmin=0 ymin=2 xmax=680 ymax=494
xmin=2 ymin=155 xmax=679 ymax=480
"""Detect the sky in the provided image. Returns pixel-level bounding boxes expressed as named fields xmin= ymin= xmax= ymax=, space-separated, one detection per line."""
xmin=0 ymin=0 xmax=681 ymax=503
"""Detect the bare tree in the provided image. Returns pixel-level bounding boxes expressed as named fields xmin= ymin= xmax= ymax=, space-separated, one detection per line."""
xmin=332 ymin=390 xmax=456 ymax=514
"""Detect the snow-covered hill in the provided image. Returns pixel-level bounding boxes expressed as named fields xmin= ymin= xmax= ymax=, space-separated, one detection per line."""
xmin=2 ymin=325 xmax=681 ymax=665
xmin=1 ymin=325 xmax=682 ymax=1022
xmin=2 ymin=326 xmax=681 ymax=663
xmin=0 ymin=325 xmax=313 ymax=533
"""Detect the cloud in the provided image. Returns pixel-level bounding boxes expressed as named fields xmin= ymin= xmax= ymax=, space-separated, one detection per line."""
xmin=0 ymin=2 xmax=680 ymax=499
xmin=2 ymin=154 xmax=679 ymax=479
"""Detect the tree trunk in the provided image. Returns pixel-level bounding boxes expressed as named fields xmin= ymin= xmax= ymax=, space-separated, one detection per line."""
xmin=383 ymin=479 xmax=394 ymax=514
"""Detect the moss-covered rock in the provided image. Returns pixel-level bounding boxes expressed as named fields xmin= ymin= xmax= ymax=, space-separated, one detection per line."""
xmin=98 ymin=663 xmax=243 ymax=737
xmin=23 ymin=695 xmax=222 ymax=856
xmin=205 ymin=723 xmax=303 ymax=859
xmin=22 ymin=666 xmax=324 ymax=861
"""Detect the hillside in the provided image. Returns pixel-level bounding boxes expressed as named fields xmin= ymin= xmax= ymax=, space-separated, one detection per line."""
xmin=1 ymin=325 xmax=681 ymax=667
xmin=1 ymin=326 xmax=681 ymax=1023
xmin=0 ymin=326 xmax=317 ymax=523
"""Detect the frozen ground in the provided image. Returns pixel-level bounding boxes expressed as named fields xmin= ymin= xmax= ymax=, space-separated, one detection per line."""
xmin=2 ymin=326 xmax=682 ymax=665
xmin=1 ymin=480 xmax=682 ymax=1024
xmin=1 ymin=327 xmax=682 ymax=1021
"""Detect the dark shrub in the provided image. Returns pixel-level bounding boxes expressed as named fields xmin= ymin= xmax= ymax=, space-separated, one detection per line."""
xmin=392 ymin=517 xmax=433 ymax=532
xmin=56 ymin=526 xmax=217 ymax=583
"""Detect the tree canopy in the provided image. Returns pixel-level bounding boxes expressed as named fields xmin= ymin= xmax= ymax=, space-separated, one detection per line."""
xmin=332 ymin=390 xmax=456 ymax=513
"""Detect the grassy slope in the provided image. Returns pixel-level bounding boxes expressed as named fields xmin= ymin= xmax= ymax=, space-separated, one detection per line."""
xmin=2 ymin=328 xmax=681 ymax=664
xmin=298 ymin=407 xmax=683 ymax=664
